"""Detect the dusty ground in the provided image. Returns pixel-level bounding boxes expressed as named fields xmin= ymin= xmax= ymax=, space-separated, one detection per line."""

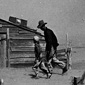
xmin=0 ymin=48 xmax=85 ymax=85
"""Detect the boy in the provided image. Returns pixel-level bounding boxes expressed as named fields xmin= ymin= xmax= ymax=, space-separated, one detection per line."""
xmin=32 ymin=36 xmax=52 ymax=79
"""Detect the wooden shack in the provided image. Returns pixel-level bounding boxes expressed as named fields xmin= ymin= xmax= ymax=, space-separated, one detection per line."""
xmin=0 ymin=18 xmax=45 ymax=67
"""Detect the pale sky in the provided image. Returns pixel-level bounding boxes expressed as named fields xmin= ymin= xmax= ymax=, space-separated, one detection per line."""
xmin=0 ymin=0 xmax=85 ymax=44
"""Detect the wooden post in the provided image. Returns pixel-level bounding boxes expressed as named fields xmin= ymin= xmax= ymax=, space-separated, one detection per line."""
xmin=66 ymin=33 xmax=69 ymax=69
xmin=6 ymin=28 xmax=10 ymax=67
xmin=66 ymin=33 xmax=72 ymax=70
xmin=0 ymin=34 xmax=6 ymax=68
xmin=66 ymin=33 xmax=68 ymax=50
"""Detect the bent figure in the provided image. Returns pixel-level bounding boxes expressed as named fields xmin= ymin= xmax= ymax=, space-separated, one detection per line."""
xmin=37 ymin=20 xmax=67 ymax=74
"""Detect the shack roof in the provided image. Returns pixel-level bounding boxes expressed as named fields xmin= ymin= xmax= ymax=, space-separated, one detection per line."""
xmin=0 ymin=18 xmax=44 ymax=37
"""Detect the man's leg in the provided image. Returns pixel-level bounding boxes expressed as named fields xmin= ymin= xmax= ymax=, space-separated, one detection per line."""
xmin=53 ymin=57 xmax=66 ymax=68
xmin=45 ymin=50 xmax=53 ymax=73
xmin=47 ymin=58 xmax=53 ymax=72
xmin=52 ymin=56 xmax=67 ymax=75
xmin=46 ymin=46 xmax=56 ymax=72
xmin=53 ymin=47 xmax=68 ymax=75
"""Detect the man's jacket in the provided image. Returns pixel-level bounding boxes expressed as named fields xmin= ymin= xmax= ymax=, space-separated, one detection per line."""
xmin=44 ymin=28 xmax=59 ymax=51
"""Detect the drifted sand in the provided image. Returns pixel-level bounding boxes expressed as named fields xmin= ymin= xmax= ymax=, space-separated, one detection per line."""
xmin=0 ymin=47 xmax=85 ymax=85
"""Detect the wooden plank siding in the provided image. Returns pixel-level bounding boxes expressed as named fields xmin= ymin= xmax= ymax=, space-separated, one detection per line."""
xmin=9 ymin=29 xmax=45 ymax=64
xmin=0 ymin=19 xmax=45 ymax=64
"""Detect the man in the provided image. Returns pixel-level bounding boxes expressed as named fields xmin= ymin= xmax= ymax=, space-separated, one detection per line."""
xmin=32 ymin=36 xmax=52 ymax=79
xmin=37 ymin=20 xmax=67 ymax=74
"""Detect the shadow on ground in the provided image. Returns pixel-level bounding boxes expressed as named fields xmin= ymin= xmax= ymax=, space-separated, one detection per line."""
xmin=10 ymin=63 xmax=34 ymax=68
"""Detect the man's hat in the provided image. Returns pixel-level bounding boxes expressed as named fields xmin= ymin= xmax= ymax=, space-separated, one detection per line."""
xmin=37 ymin=20 xmax=47 ymax=28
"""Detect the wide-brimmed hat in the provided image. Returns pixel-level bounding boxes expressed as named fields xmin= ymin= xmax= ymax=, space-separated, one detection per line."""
xmin=37 ymin=20 xmax=47 ymax=28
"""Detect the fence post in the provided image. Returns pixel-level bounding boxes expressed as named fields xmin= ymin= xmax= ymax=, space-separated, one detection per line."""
xmin=66 ymin=33 xmax=72 ymax=70
xmin=66 ymin=33 xmax=68 ymax=50
xmin=0 ymin=34 xmax=6 ymax=68
xmin=6 ymin=28 xmax=10 ymax=67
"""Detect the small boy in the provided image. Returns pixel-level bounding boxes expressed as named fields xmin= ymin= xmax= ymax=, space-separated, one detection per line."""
xmin=32 ymin=36 xmax=52 ymax=79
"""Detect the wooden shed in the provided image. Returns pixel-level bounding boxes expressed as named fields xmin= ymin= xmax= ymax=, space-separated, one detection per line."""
xmin=0 ymin=18 xmax=45 ymax=67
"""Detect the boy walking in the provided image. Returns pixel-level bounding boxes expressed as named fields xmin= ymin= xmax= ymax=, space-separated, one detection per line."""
xmin=32 ymin=36 xmax=52 ymax=79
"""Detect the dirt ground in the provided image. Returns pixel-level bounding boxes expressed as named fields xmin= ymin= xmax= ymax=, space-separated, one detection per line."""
xmin=0 ymin=48 xmax=85 ymax=85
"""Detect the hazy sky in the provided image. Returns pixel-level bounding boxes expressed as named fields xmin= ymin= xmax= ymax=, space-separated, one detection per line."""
xmin=0 ymin=0 xmax=85 ymax=43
